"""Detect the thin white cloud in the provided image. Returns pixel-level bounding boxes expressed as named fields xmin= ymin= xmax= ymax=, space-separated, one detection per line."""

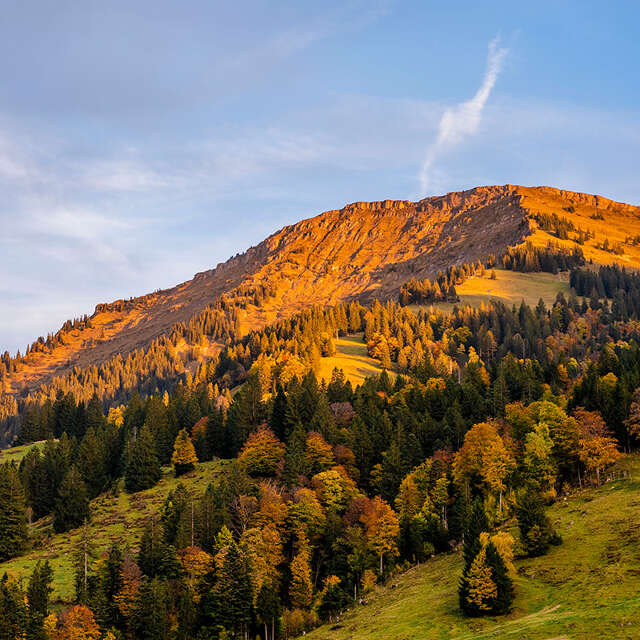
xmin=419 ymin=36 xmax=508 ymax=195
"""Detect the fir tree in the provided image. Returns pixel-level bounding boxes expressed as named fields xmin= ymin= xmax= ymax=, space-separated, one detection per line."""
xmin=125 ymin=425 xmax=162 ymax=493
xmin=0 ymin=463 xmax=29 ymax=560
xmin=215 ymin=541 xmax=254 ymax=638
xmin=485 ymin=541 xmax=514 ymax=614
xmin=255 ymin=582 xmax=281 ymax=640
xmin=516 ymin=488 xmax=560 ymax=557
xmin=131 ymin=578 xmax=171 ymax=640
xmin=53 ymin=465 xmax=90 ymax=533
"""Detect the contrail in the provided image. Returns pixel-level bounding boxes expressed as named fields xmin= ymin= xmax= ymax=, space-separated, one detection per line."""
xmin=419 ymin=36 xmax=508 ymax=195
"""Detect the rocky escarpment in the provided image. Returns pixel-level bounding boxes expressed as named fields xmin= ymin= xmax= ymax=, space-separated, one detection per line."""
xmin=4 ymin=184 xmax=639 ymax=402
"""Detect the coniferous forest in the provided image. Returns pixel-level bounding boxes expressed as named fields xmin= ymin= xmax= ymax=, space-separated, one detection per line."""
xmin=1 ymin=251 xmax=639 ymax=639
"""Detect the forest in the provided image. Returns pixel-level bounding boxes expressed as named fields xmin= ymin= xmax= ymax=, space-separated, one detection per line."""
xmin=1 ymin=249 xmax=639 ymax=638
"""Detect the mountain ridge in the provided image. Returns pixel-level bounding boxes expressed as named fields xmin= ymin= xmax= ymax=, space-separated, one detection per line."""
xmin=2 ymin=184 xmax=639 ymax=438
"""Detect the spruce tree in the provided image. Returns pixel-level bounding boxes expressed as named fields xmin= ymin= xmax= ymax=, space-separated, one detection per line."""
xmin=215 ymin=541 xmax=254 ymax=637
xmin=485 ymin=541 xmax=514 ymax=614
xmin=0 ymin=463 xmax=28 ymax=561
xmin=125 ymin=425 xmax=162 ymax=493
xmin=26 ymin=560 xmax=53 ymax=639
xmin=459 ymin=499 xmax=489 ymax=616
xmin=516 ymin=488 xmax=560 ymax=557
xmin=53 ymin=465 xmax=90 ymax=533
xmin=256 ymin=583 xmax=281 ymax=640
xmin=132 ymin=577 xmax=171 ymax=640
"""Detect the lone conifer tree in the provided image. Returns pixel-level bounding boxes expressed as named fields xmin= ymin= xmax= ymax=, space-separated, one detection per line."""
xmin=125 ymin=425 xmax=162 ymax=492
xmin=53 ymin=465 xmax=90 ymax=533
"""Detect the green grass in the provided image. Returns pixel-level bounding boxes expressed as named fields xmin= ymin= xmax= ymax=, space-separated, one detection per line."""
xmin=317 ymin=334 xmax=387 ymax=386
xmin=0 ymin=459 xmax=225 ymax=603
xmin=0 ymin=440 xmax=50 ymax=464
xmin=307 ymin=455 xmax=640 ymax=640
xmin=417 ymin=269 xmax=571 ymax=314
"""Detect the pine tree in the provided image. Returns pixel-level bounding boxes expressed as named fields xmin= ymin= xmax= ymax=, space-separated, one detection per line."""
xmin=53 ymin=465 xmax=90 ymax=533
xmin=0 ymin=462 xmax=28 ymax=560
xmin=171 ymin=429 xmax=198 ymax=477
xmin=463 ymin=499 xmax=489 ymax=568
xmin=125 ymin=425 xmax=162 ymax=492
xmin=137 ymin=519 xmax=182 ymax=580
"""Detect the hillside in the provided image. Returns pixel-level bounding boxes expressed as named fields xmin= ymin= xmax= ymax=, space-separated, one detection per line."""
xmin=307 ymin=456 xmax=640 ymax=640
xmin=2 ymin=185 xmax=639 ymax=439
xmin=0 ymin=458 xmax=225 ymax=602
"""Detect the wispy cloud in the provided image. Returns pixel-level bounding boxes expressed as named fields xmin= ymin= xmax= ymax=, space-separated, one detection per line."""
xmin=419 ymin=36 xmax=508 ymax=195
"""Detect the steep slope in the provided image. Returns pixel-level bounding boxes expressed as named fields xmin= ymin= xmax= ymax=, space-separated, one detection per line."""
xmin=2 ymin=185 xmax=639 ymax=416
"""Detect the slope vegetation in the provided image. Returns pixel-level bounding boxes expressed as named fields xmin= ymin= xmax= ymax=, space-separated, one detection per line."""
xmin=2 ymin=185 xmax=639 ymax=437
xmin=0 ymin=459 xmax=224 ymax=602
xmin=307 ymin=456 xmax=640 ymax=640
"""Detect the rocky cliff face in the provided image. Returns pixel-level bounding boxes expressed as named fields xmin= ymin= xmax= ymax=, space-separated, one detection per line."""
xmin=5 ymin=184 xmax=639 ymax=398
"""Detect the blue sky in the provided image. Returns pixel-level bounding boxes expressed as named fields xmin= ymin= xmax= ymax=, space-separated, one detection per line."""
xmin=1 ymin=0 xmax=639 ymax=354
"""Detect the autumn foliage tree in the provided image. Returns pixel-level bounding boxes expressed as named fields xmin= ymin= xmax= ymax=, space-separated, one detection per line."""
xmin=56 ymin=604 xmax=102 ymax=640
xmin=239 ymin=424 xmax=285 ymax=476
xmin=361 ymin=496 xmax=400 ymax=575
xmin=171 ymin=429 xmax=198 ymax=477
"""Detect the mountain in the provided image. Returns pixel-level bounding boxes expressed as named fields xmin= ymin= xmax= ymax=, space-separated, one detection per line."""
xmin=1 ymin=184 xmax=639 ymax=439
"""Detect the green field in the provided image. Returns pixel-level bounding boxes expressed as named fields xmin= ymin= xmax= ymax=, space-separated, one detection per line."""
xmin=0 ymin=440 xmax=49 ymax=464
xmin=317 ymin=334 xmax=387 ymax=386
xmin=0 ymin=460 xmax=225 ymax=603
xmin=418 ymin=269 xmax=571 ymax=314
xmin=307 ymin=455 xmax=640 ymax=640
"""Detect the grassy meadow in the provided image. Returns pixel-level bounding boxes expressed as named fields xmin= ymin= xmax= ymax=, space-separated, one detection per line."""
xmin=418 ymin=269 xmax=571 ymax=314
xmin=307 ymin=455 xmax=640 ymax=640
xmin=317 ymin=334 xmax=387 ymax=386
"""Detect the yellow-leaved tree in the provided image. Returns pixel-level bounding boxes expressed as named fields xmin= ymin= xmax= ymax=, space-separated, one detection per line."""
xmin=171 ymin=429 xmax=198 ymax=477
xmin=361 ymin=496 xmax=400 ymax=575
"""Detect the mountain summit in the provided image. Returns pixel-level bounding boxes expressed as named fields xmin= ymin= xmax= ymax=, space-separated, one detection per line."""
xmin=1 ymin=184 xmax=638 ymax=438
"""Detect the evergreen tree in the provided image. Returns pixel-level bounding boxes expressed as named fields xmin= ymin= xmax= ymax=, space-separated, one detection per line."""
xmin=53 ymin=465 xmax=90 ymax=533
xmin=485 ymin=541 xmax=514 ymax=614
xmin=131 ymin=578 xmax=171 ymax=640
xmin=215 ymin=541 xmax=254 ymax=637
xmin=0 ymin=574 xmax=28 ymax=640
xmin=26 ymin=560 xmax=53 ymax=640
xmin=317 ymin=579 xmax=348 ymax=622
xmin=516 ymin=488 xmax=560 ymax=557
xmin=137 ymin=519 xmax=182 ymax=580
xmin=0 ymin=463 xmax=28 ymax=560
xmin=125 ymin=425 xmax=162 ymax=493
xmin=256 ymin=582 xmax=281 ymax=640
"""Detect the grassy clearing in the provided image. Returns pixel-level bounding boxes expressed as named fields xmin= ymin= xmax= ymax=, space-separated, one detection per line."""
xmin=317 ymin=334 xmax=386 ymax=386
xmin=0 ymin=459 xmax=225 ymax=603
xmin=307 ymin=455 xmax=640 ymax=640
xmin=0 ymin=440 xmax=50 ymax=464
xmin=416 ymin=269 xmax=571 ymax=314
